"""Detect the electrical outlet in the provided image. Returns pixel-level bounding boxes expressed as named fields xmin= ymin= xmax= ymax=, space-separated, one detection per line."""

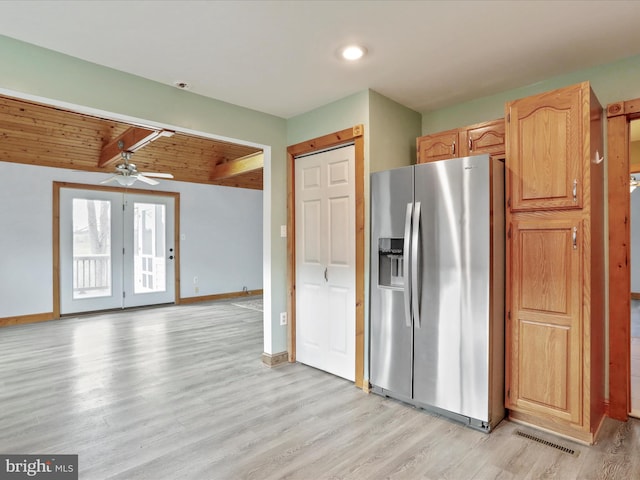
xmin=280 ymin=312 xmax=287 ymax=326
xmin=195 ymin=286 xmax=199 ymax=294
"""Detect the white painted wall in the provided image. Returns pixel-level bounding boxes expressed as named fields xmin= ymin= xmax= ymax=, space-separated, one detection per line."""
xmin=0 ymin=161 xmax=262 ymax=317
xmin=178 ymin=179 xmax=263 ymax=298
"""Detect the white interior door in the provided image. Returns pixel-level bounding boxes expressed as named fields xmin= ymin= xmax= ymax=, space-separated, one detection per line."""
xmin=295 ymin=144 xmax=355 ymax=381
xmin=60 ymin=188 xmax=175 ymax=314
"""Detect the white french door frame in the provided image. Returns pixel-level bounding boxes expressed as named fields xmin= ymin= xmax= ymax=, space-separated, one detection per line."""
xmin=53 ymin=182 xmax=180 ymax=317
xmin=286 ymin=125 xmax=365 ymax=389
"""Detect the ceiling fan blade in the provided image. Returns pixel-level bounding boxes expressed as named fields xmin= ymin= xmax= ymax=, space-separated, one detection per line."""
xmin=135 ymin=174 xmax=160 ymax=186
xmin=140 ymin=172 xmax=174 ymax=179
xmin=100 ymin=175 xmax=119 ymax=184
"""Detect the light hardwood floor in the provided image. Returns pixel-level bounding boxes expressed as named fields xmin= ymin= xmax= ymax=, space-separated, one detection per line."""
xmin=1 ymin=300 xmax=639 ymax=479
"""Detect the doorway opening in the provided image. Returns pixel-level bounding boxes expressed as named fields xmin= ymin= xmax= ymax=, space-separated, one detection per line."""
xmin=629 ymin=118 xmax=640 ymax=418
xmin=607 ymin=97 xmax=640 ymax=420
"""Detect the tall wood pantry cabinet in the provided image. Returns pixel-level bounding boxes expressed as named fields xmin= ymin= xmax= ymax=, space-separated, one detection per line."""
xmin=504 ymin=81 xmax=605 ymax=444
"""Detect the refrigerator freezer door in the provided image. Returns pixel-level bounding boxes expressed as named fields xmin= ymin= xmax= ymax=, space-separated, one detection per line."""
xmin=412 ymin=155 xmax=491 ymax=421
xmin=370 ymin=166 xmax=414 ymax=399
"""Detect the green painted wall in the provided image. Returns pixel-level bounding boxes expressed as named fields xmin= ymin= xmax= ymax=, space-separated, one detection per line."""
xmin=287 ymin=90 xmax=369 ymax=146
xmin=0 ymin=35 xmax=289 ymax=355
xmin=369 ymin=90 xmax=421 ymax=172
xmin=422 ymin=54 xmax=640 ymax=134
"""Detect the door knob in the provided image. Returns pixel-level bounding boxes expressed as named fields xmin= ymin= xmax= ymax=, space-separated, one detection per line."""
xmin=169 ymin=255 xmax=174 ymax=260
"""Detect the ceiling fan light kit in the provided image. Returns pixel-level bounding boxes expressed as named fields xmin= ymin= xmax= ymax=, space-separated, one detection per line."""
xmin=101 ymin=150 xmax=173 ymax=187
xmin=114 ymin=175 xmax=138 ymax=186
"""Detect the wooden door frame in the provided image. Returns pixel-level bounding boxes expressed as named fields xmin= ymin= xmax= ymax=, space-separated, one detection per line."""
xmin=53 ymin=181 xmax=181 ymax=318
xmin=287 ymin=125 xmax=365 ymax=389
xmin=607 ymin=98 xmax=640 ymax=420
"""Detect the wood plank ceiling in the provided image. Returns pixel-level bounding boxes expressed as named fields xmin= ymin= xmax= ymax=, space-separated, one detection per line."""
xmin=0 ymin=95 xmax=263 ymax=190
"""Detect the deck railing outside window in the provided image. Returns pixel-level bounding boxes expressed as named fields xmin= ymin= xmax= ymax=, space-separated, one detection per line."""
xmin=73 ymin=254 xmax=111 ymax=298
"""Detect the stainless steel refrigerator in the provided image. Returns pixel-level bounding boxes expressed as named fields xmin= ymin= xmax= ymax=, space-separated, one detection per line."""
xmin=369 ymin=154 xmax=505 ymax=432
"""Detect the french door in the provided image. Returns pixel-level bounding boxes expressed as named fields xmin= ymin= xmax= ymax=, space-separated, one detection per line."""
xmin=59 ymin=188 xmax=175 ymax=314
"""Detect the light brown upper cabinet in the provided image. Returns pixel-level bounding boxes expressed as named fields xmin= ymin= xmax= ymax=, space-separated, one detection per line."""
xmin=506 ymin=84 xmax=584 ymax=211
xmin=458 ymin=118 xmax=506 ymax=157
xmin=416 ymin=128 xmax=459 ymax=163
xmin=417 ymin=119 xmax=505 ymax=164
xmin=505 ymin=81 xmax=605 ymax=444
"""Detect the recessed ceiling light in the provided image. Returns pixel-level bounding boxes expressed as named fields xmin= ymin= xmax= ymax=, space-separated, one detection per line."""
xmin=341 ymin=45 xmax=366 ymax=61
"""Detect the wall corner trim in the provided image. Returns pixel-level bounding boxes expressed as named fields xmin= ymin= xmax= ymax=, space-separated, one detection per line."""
xmin=261 ymin=351 xmax=289 ymax=368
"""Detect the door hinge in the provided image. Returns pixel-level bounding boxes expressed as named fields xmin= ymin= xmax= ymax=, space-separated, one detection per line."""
xmin=122 ymin=291 xmax=126 ymax=298
xmin=507 ymin=388 xmax=511 ymax=399
xmin=508 ymin=311 xmax=511 ymax=320
xmin=123 ymin=247 xmax=125 ymax=255
xmin=507 ymin=225 xmax=512 ymax=239
xmin=507 ymin=197 xmax=511 ymax=208
xmin=507 ymin=112 xmax=510 ymax=123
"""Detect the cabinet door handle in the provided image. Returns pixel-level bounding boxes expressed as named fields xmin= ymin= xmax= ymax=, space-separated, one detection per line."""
xmin=451 ymin=141 xmax=456 ymax=155
xmin=468 ymin=138 xmax=473 ymax=152
xmin=324 ymin=267 xmax=328 ymax=282
xmin=573 ymin=179 xmax=578 ymax=202
xmin=572 ymin=227 xmax=577 ymax=250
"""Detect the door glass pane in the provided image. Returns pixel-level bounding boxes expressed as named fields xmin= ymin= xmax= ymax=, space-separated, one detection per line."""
xmin=134 ymin=202 xmax=166 ymax=294
xmin=72 ymin=198 xmax=112 ymax=299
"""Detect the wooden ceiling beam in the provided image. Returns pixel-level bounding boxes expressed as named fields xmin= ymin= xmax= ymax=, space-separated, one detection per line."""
xmin=209 ymin=152 xmax=263 ymax=180
xmin=98 ymin=127 xmax=164 ymax=168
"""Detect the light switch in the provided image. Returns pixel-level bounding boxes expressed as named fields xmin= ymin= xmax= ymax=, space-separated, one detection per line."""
xmin=180 ymin=234 xmax=186 ymax=241
xmin=280 ymin=225 xmax=287 ymax=238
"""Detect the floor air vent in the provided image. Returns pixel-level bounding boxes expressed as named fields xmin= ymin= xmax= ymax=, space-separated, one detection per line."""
xmin=514 ymin=430 xmax=579 ymax=456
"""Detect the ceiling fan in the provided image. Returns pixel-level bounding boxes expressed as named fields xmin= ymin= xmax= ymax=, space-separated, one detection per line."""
xmin=101 ymin=151 xmax=174 ymax=186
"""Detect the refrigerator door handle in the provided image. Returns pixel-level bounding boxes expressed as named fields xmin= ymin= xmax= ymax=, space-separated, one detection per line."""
xmin=403 ymin=203 xmax=413 ymax=328
xmin=411 ymin=201 xmax=422 ymax=328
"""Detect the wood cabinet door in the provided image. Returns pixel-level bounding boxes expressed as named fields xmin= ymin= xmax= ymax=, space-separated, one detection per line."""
xmin=417 ymin=129 xmax=458 ymax=163
xmin=459 ymin=119 xmax=505 ymax=157
xmin=506 ymin=83 xmax=584 ymax=211
xmin=507 ymin=214 xmax=582 ymax=425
